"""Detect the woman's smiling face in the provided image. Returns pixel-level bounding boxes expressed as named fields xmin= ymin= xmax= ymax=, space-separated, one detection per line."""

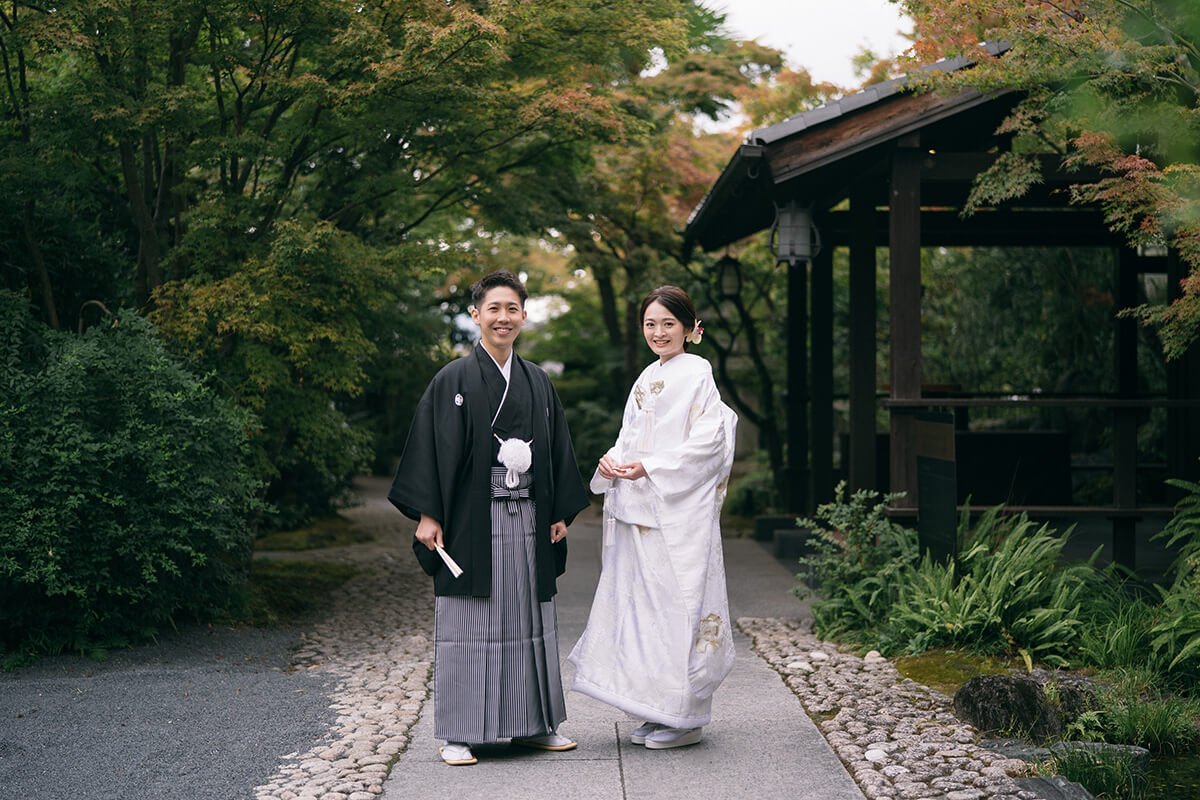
xmin=642 ymin=300 xmax=686 ymax=361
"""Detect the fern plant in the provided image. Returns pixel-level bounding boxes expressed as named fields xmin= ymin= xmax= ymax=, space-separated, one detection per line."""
xmin=885 ymin=513 xmax=1097 ymax=664
xmin=1150 ymin=476 xmax=1200 ymax=680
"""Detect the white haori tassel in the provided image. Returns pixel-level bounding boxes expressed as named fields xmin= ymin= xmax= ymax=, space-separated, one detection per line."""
xmin=496 ymin=436 xmax=532 ymax=488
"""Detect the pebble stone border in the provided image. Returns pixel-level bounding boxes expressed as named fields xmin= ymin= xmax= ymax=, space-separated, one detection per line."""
xmin=252 ymin=501 xmax=436 ymax=800
xmin=738 ymin=617 xmax=1037 ymax=800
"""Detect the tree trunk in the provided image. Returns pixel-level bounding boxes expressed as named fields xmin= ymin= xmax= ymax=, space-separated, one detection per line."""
xmin=623 ymin=292 xmax=641 ymax=391
xmin=592 ymin=263 xmax=622 ymax=347
xmin=120 ymin=141 xmax=162 ymax=306
xmin=24 ymin=198 xmax=59 ymax=330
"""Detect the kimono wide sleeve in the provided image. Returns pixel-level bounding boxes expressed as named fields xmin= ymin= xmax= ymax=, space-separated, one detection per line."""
xmin=638 ymin=374 xmax=736 ymax=512
xmin=388 ymin=366 xmax=468 ymax=577
xmin=548 ymin=382 xmax=590 ymax=530
xmin=588 ymin=387 xmax=639 ymax=495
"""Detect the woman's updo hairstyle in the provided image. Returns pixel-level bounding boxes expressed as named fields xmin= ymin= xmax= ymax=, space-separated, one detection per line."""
xmin=639 ymin=285 xmax=697 ymax=335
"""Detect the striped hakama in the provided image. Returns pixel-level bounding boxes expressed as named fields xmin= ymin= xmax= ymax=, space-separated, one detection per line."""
xmin=433 ymin=467 xmax=567 ymax=743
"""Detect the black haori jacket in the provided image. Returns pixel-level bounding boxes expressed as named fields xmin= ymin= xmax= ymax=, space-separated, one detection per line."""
xmin=388 ymin=344 xmax=589 ymax=601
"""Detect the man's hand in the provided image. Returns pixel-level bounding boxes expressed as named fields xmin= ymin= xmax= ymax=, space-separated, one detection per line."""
xmin=550 ymin=520 xmax=568 ymax=543
xmin=416 ymin=513 xmax=443 ymax=550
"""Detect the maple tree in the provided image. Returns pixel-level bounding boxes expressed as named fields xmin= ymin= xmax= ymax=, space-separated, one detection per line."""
xmin=0 ymin=0 xmax=692 ymax=525
xmin=557 ymin=6 xmax=852 ymax=506
xmin=897 ymin=0 xmax=1200 ymax=357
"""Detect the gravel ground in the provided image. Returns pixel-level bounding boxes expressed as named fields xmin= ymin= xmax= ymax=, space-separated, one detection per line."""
xmin=1 ymin=478 xmax=432 ymax=800
xmin=0 ymin=625 xmax=334 ymax=800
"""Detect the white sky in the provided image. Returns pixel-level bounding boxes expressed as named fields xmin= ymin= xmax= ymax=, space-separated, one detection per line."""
xmin=717 ymin=0 xmax=912 ymax=88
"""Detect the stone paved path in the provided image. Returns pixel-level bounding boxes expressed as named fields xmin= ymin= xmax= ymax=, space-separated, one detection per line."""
xmin=252 ymin=478 xmax=1036 ymax=800
xmin=379 ymin=493 xmax=864 ymax=800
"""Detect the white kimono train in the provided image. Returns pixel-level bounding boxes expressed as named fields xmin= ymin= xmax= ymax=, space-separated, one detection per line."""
xmin=569 ymin=353 xmax=737 ymax=729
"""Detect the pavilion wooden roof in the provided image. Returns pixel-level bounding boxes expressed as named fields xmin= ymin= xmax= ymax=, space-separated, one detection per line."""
xmin=681 ymin=42 xmax=1126 ymax=256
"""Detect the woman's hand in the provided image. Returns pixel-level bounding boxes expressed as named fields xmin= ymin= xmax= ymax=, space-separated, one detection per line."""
xmin=613 ymin=461 xmax=646 ymax=481
xmin=597 ymin=454 xmax=621 ymax=479
xmin=415 ymin=513 xmax=444 ymax=550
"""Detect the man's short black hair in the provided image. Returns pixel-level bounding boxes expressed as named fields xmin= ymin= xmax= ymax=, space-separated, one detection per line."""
xmin=470 ymin=270 xmax=528 ymax=308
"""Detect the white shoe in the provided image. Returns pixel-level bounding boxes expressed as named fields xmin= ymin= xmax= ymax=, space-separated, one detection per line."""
xmin=511 ymin=732 xmax=578 ymax=751
xmin=630 ymin=721 xmax=662 ymax=745
xmin=644 ymin=726 xmax=702 ymax=749
xmin=440 ymin=742 xmax=477 ymax=765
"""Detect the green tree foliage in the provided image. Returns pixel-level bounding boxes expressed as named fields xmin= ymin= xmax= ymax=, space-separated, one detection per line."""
xmin=921 ymin=246 xmax=1169 ymax=462
xmin=922 ymin=248 xmax=1121 ymax=395
xmin=2 ymin=0 xmax=692 ymax=525
xmin=562 ymin=4 xmax=786 ymax=377
xmin=2 ymin=0 xmax=688 ymax=315
xmin=558 ymin=5 xmax=847 ymax=507
xmin=0 ymin=292 xmax=259 ymax=661
xmin=151 ymin=221 xmax=416 ymax=526
xmin=898 ymin=0 xmax=1200 ymax=357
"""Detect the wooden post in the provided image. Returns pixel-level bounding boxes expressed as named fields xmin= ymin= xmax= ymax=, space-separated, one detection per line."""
xmin=1113 ymin=248 xmax=1139 ymax=570
xmin=787 ymin=259 xmax=810 ymax=512
xmin=849 ymin=184 xmax=877 ymax=491
xmin=812 ymin=237 xmax=834 ymax=505
xmin=889 ymin=134 xmax=922 ymax=506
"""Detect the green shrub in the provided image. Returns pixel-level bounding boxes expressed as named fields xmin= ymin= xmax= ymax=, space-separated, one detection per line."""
xmin=795 ymin=483 xmax=918 ymax=643
xmin=888 ymin=512 xmax=1098 ymax=665
xmin=0 ymin=294 xmax=260 ymax=661
xmin=1071 ymin=668 xmax=1200 ymax=755
xmin=798 ymin=491 xmax=1100 ymax=665
xmin=152 ymin=221 xmax=398 ymax=530
xmin=1150 ymin=475 xmax=1200 ymax=682
xmin=1076 ymin=578 xmax=1162 ymax=672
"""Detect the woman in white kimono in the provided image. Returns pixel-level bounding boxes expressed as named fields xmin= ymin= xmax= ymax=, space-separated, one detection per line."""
xmin=569 ymin=285 xmax=737 ymax=750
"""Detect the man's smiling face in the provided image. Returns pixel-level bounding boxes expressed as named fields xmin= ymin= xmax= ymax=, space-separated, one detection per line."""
xmin=471 ymin=285 xmax=526 ymax=355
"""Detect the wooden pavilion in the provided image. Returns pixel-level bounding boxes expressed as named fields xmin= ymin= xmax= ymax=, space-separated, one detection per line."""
xmin=683 ymin=49 xmax=1200 ymax=569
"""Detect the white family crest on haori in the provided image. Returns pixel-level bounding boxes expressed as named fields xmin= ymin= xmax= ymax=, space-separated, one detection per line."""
xmin=569 ymin=353 xmax=737 ymax=729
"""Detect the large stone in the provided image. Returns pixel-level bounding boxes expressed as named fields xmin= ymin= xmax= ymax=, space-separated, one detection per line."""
xmin=1011 ymin=776 xmax=1097 ymax=800
xmin=953 ymin=675 xmax=1064 ymax=740
xmin=1027 ymin=671 xmax=1100 ymax=723
xmin=979 ymin=738 xmax=1053 ymax=763
xmin=1048 ymin=740 xmax=1151 ymax=768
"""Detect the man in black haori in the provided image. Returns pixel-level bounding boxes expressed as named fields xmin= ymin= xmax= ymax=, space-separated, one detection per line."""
xmin=389 ymin=269 xmax=589 ymax=766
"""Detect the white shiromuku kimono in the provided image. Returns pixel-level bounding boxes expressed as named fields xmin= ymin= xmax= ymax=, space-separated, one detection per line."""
xmin=569 ymin=352 xmax=737 ymax=729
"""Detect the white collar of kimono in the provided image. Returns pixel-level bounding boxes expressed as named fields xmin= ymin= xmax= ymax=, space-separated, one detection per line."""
xmin=483 ymin=345 xmax=513 ymax=384
xmin=482 ymin=346 xmax=513 ymax=427
xmin=482 ymin=345 xmax=530 ymax=487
